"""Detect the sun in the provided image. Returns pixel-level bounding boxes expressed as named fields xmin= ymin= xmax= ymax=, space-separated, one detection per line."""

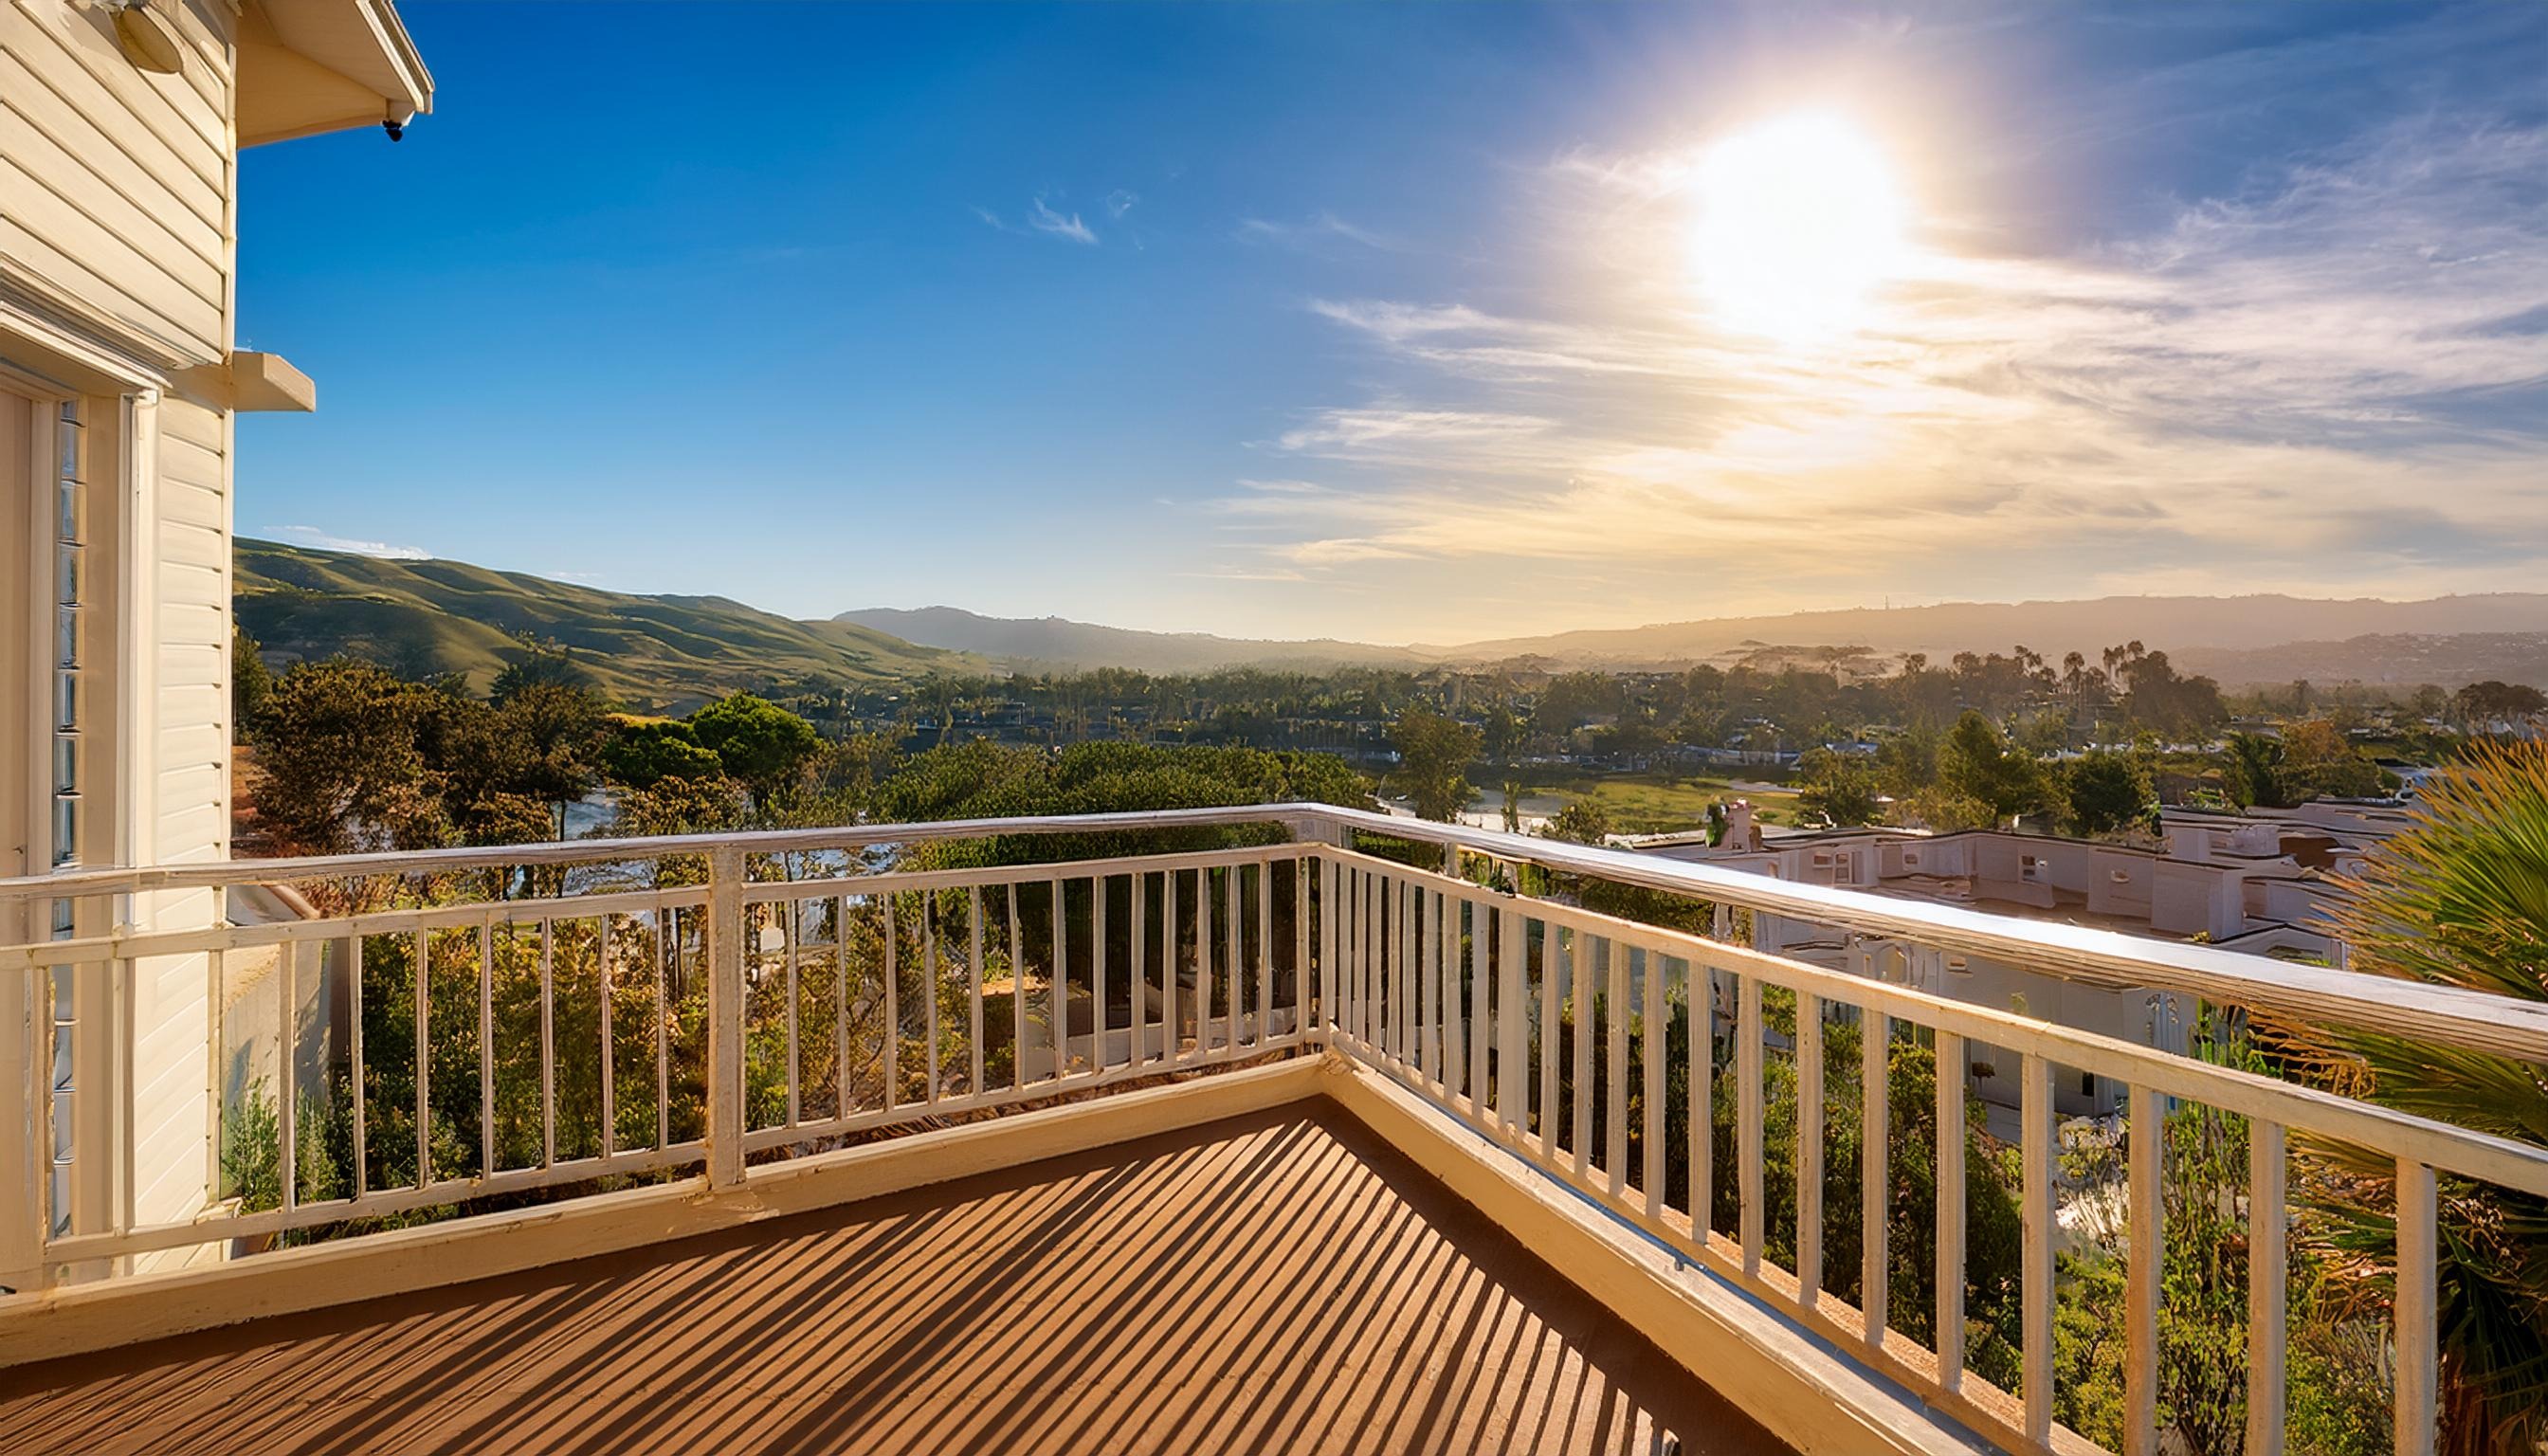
xmin=1687 ymin=112 xmax=1910 ymax=343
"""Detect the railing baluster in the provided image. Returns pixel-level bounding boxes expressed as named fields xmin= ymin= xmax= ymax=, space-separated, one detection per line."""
xmin=2395 ymin=1158 xmax=2437 ymax=1456
xmin=1498 ymin=904 xmax=1525 ymax=1134
xmin=850 ymin=902 xmax=861 ymax=1117
xmin=1936 ymin=1028 xmax=1965 ymax=1393
xmin=351 ymin=933 xmax=368 ymax=1198
xmin=1861 ymin=1005 xmax=1887 ymax=1344
xmin=1439 ymin=891 xmax=1461 ymax=1095
xmin=973 ymin=883 xmax=990 ymax=1088
xmin=1161 ymin=870 xmax=1177 ymax=1062
xmin=1399 ymin=878 xmax=1417 ymax=1066
xmin=281 ymin=935 xmax=298 ymax=1215
xmin=1009 ymin=884 xmax=1027 ymax=1085
xmin=1130 ymin=873 xmax=1147 ymax=1066
xmin=1468 ymin=894 xmax=1489 ymax=1122
xmin=1606 ymin=937 xmax=1629 ymax=1199
xmin=883 ymin=896 xmax=899 ymax=1115
xmin=705 ymin=846 xmax=745 ymax=1188
xmin=413 ymin=924 xmax=430 ymax=1185
xmin=1573 ymin=931 xmax=1592 ymax=1179
xmin=479 ymin=918 xmax=494 ymax=1178
xmin=786 ymin=895 xmax=802 ymax=1127
xmin=1362 ymin=868 xmax=1379 ymax=1053
xmin=600 ymin=915 xmax=616 ymax=1160
xmin=2021 ymin=1051 xmax=2053 ymax=1446
xmin=1417 ymin=880 xmax=1434 ymax=1082
xmin=1292 ymin=859 xmax=1309 ymax=1046
xmin=1195 ymin=867 xmax=1213 ymax=1058
xmin=1689 ymin=959 xmax=1711 ymax=1246
xmin=2126 ymin=1084 xmax=2161 ymax=1456
xmin=924 ymin=895 xmax=941 ymax=1099
xmin=655 ymin=904 xmax=670 ymax=1151
xmin=2249 ymin=1119 xmax=2288 ymax=1456
xmin=1268 ymin=866 xmax=1283 ymax=1050
xmin=538 ymin=919 xmax=554 ymax=1170
xmin=1538 ymin=917 xmax=1559 ymax=1161
xmin=1738 ymin=974 xmax=1763 ymax=1278
xmin=1643 ymin=946 xmax=1665 ymax=1220
xmin=1055 ymin=876 xmax=1070 ymax=1072
xmin=1797 ymin=992 xmax=1823 ymax=1304
xmin=1229 ymin=865 xmax=1246 ymax=1053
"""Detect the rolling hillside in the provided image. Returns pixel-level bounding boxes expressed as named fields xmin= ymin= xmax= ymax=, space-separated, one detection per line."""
xmin=835 ymin=606 xmax=1422 ymax=674
xmin=237 ymin=539 xmax=975 ymax=712
xmin=846 ymin=596 xmax=2548 ymax=687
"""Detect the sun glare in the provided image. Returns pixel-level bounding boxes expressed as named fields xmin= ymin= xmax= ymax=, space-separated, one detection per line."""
xmin=1687 ymin=112 xmax=1910 ymax=343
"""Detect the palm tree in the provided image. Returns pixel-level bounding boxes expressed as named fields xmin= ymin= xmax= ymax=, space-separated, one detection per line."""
xmin=2295 ymin=741 xmax=2548 ymax=1453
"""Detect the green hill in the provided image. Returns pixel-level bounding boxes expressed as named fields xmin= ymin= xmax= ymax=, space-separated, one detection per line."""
xmin=235 ymin=539 xmax=975 ymax=712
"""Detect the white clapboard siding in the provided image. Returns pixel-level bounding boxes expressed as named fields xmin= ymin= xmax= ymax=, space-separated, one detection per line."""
xmin=127 ymin=391 xmax=231 ymax=1271
xmin=0 ymin=0 xmax=232 ymax=364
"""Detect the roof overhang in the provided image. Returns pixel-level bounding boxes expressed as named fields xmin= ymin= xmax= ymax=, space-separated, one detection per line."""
xmin=236 ymin=0 xmax=433 ymax=148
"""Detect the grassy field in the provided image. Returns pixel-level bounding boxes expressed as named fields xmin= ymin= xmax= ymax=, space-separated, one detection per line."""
xmin=1497 ymin=768 xmax=1804 ymax=835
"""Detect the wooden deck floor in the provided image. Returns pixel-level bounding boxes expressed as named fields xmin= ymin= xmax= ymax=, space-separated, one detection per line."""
xmin=0 ymin=1102 xmax=1788 ymax=1455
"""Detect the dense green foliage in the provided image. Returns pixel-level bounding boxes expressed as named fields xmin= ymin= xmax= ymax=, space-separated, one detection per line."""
xmin=2306 ymin=742 xmax=2548 ymax=1453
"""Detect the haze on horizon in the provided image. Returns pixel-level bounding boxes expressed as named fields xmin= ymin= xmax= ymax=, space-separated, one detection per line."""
xmin=239 ymin=2 xmax=2548 ymax=645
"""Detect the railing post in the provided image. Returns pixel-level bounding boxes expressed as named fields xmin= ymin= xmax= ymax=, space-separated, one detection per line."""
xmin=0 ymin=963 xmax=42 ymax=1295
xmin=706 ymin=846 xmax=747 ymax=1191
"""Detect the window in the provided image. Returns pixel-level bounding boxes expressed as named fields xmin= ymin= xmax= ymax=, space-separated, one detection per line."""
xmin=53 ymin=399 xmax=85 ymax=869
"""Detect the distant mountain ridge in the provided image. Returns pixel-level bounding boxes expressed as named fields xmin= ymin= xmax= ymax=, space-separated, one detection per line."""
xmin=834 ymin=606 xmax=1421 ymax=674
xmin=1415 ymin=594 xmax=2548 ymax=667
xmin=843 ymin=595 xmax=2548 ymax=687
xmin=238 ymin=539 xmax=975 ymax=712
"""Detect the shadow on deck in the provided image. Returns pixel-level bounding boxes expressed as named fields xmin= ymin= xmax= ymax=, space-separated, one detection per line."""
xmin=0 ymin=1103 xmax=1788 ymax=1455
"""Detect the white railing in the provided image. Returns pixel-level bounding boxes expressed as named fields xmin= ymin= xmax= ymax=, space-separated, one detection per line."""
xmin=4 ymin=803 xmax=2543 ymax=1456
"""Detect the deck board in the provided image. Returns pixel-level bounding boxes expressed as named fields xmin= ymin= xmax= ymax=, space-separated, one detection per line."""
xmin=0 ymin=1103 xmax=1787 ymax=1455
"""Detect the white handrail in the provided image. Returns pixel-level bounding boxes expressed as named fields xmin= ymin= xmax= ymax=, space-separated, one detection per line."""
xmin=6 ymin=802 xmax=2538 ymax=1064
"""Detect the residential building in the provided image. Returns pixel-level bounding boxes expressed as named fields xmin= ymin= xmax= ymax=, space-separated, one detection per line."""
xmin=3 ymin=0 xmax=428 ymax=1276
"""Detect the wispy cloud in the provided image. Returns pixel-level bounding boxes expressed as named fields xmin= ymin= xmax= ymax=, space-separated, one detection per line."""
xmin=1213 ymin=101 xmax=2548 ymax=617
xmin=1029 ymin=196 xmax=1097 ymax=245
xmin=975 ymin=195 xmax=1101 ymax=246
xmin=1106 ymin=190 xmax=1139 ymax=219
xmin=1236 ymin=211 xmax=1407 ymax=253
xmin=268 ymin=525 xmax=431 ymax=560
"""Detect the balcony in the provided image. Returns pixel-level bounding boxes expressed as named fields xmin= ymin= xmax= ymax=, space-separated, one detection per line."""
xmin=3 ymin=806 xmax=2544 ymax=1456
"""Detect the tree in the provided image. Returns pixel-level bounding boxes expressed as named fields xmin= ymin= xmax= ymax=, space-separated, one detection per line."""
xmin=602 ymin=719 xmax=727 ymax=791
xmin=2278 ymin=718 xmax=2382 ymax=800
xmin=487 ymin=636 xmax=595 ymax=705
xmin=1389 ymin=709 xmax=1480 ymax=822
xmin=1937 ymin=711 xmax=2046 ymax=826
xmin=2302 ymin=741 xmax=2548 ymax=1453
xmin=2062 ymin=750 xmax=2150 ymax=837
xmin=252 ymin=659 xmax=446 ymax=854
xmin=2223 ymin=732 xmax=2286 ymax=810
xmin=232 ymin=625 xmax=274 ymax=741
xmin=493 ymin=682 xmax=609 ymax=828
xmin=1795 ymin=747 xmax=1884 ymax=827
xmin=687 ymin=693 xmax=822 ymax=802
xmin=1541 ymin=799 xmax=1613 ymax=846
xmin=2452 ymin=681 xmax=2547 ymax=728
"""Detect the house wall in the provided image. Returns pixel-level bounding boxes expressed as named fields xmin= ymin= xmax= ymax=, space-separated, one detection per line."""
xmin=2 ymin=0 xmax=241 ymax=1270
xmin=0 ymin=0 xmax=235 ymax=369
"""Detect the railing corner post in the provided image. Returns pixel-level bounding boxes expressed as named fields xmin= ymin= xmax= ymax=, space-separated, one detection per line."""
xmin=705 ymin=845 xmax=748 ymax=1191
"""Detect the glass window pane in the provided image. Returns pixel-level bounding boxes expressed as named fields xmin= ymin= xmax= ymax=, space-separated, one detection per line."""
xmin=53 ymin=736 xmax=77 ymax=795
xmin=57 ymin=420 xmax=82 ymax=481
xmin=55 ymin=670 xmax=78 ymax=732
xmin=52 ymin=794 xmax=79 ymax=867
xmin=59 ymin=397 xmax=82 ymax=425
xmin=57 ymin=605 xmax=78 ymax=669
xmin=49 ymin=899 xmax=74 ymax=938
xmin=57 ymin=542 xmax=80 ymax=606
xmin=57 ymin=480 xmax=81 ymax=543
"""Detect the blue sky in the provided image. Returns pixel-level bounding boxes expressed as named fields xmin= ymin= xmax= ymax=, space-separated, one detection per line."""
xmin=239 ymin=2 xmax=2548 ymax=644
